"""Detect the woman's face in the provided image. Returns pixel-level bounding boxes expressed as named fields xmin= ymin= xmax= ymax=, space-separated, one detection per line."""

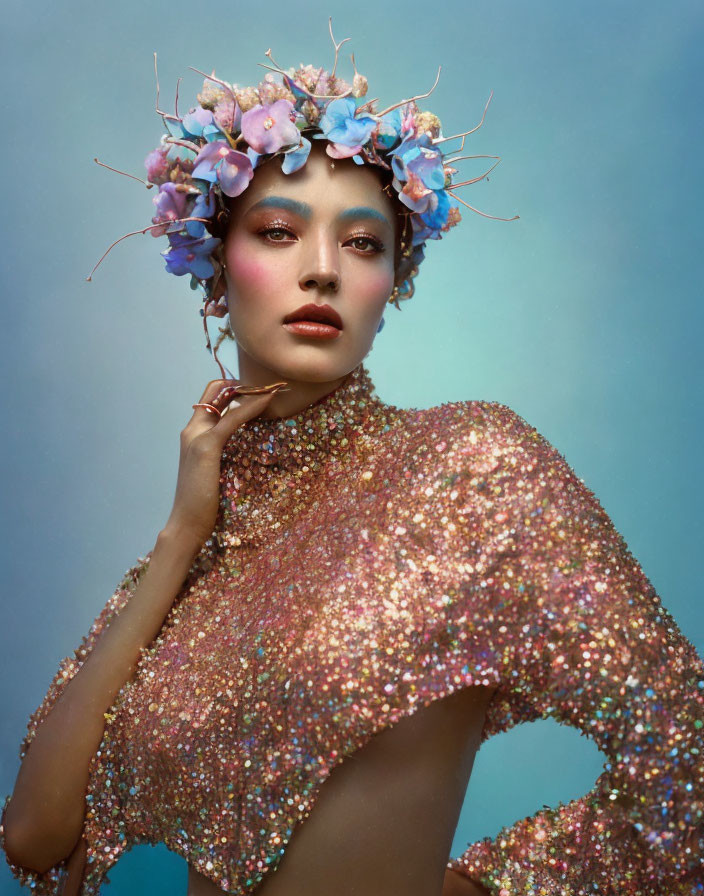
xmin=222 ymin=144 xmax=397 ymax=386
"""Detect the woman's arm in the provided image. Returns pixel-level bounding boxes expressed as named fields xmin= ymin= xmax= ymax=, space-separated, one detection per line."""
xmin=1 ymin=525 xmax=202 ymax=872
xmin=0 ymin=384 xmax=279 ymax=878
xmin=445 ymin=403 xmax=703 ymax=894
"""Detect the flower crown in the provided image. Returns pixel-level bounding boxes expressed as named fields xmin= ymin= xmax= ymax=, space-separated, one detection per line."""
xmin=87 ymin=21 xmax=516 ymax=374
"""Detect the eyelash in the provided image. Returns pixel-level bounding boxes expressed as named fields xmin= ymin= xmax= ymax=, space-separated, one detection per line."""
xmin=257 ymin=224 xmax=385 ymax=255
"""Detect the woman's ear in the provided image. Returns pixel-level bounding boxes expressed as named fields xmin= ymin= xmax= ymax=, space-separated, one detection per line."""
xmin=209 ymin=245 xmax=228 ymax=305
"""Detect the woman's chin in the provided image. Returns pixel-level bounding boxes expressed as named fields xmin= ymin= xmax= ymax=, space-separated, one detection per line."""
xmin=245 ymin=347 xmax=365 ymax=386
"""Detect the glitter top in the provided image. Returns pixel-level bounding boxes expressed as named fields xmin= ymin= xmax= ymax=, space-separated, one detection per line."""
xmin=1 ymin=363 xmax=703 ymax=895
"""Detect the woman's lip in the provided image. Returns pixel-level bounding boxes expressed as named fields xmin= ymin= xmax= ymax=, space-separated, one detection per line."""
xmin=283 ymin=321 xmax=342 ymax=339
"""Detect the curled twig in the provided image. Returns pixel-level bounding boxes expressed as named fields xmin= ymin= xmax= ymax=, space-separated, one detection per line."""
xmin=86 ymin=217 xmax=211 ymax=281
xmin=93 ymin=158 xmax=154 ymax=189
xmin=376 ymin=66 xmax=442 ymax=119
xmin=433 ymin=90 xmax=494 ymax=151
xmin=446 ymin=190 xmax=519 ymax=222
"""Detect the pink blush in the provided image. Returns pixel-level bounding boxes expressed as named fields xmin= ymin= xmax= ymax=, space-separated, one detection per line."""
xmin=227 ymin=243 xmax=288 ymax=294
xmin=355 ymin=270 xmax=395 ymax=304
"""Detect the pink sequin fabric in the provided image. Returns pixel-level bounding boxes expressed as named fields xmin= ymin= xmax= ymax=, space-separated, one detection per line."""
xmin=2 ymin=363 xmax=703 ymax=894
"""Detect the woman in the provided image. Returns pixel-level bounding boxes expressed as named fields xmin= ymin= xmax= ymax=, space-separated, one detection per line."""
xmin=1 ymin=35 xmax=702 ymax=896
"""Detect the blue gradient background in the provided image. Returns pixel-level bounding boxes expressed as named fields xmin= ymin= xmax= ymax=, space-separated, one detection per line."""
xmin=1 ymin=1 xmax=702 ymax=892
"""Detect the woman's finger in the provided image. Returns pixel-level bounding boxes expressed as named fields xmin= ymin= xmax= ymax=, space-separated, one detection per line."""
xmin=188 ymin=379 xmax=288 ymax=441
xmin=189 ymin=379 xmax=237 ymax=426
xmin=211 ymin=386 xmax=286 ymax=443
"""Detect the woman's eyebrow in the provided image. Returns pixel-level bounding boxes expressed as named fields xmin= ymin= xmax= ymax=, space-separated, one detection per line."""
xmin=248 ymin=196 xmax=313 ymax=218
xmin=246 ymin=197 xmax=391 ymax=229
xmin=337 ymin=206 xmax=391 ymax=228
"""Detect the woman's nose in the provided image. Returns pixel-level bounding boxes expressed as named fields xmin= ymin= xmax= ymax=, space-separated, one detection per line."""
xmin=298 ymin=232 xmax=341 ymax=293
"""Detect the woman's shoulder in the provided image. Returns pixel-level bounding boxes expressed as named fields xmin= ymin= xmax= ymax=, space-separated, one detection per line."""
xmin=389 ymin=398 xmax=604 ymax=544
xmin=390 ymin=397 xmax=584 ymax=497
xmin=397 ymin=397 xmax=546 ymax=455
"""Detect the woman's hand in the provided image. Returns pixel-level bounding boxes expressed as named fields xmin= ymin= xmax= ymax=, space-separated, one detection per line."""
xmin=163 ymin=378 xmax=285 ymax=549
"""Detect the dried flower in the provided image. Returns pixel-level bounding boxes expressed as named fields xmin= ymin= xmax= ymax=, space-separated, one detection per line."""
xmin=352 ymin=73 xmax=368 ymax=98
xmin=414 ymin=111 xmax=442 ymax=138
xmin=197 ymin=78 xmax=228 ymax=110
xmin=213 ymin=96 xmax=241 ymax=133
xmin=235 ymin=86 xmax=261 ymax=112
xmin=257 ymin=73 xmax=295 ymax=105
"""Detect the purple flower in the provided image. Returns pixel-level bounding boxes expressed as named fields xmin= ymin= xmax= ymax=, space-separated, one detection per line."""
xmin=317 ymin=96 xmax=377 ymax=153
xmin=241 ymin=100 xmax=299 ymax=154
xmin=192 ymin=140 xmax=254 ymax=197
xmin=161 ymin=232 xmax=221 ymax=279
xmin=145 ymin=145 xmax=170 ymax=184
xmin=151 ymin=183 xmax=192 ymax=237
xmin=411 ymin=216 xmax=434 ymax=245
xmin=326 ymin=141 xmax=366 ymax=159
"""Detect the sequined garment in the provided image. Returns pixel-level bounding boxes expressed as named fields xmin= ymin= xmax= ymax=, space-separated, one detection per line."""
xmin=1 ymin=363 xmax=703 ymax=895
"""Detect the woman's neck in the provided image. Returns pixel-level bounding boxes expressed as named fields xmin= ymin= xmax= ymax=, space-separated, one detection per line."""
xmin=236 ymin=353 xmax=352 ymax=420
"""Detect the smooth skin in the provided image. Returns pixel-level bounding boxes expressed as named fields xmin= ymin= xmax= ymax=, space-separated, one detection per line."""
xmin=4 ymin=143 xmax=492 ymax=896
xmin=211 ymin=141 xmax=398 ymax=416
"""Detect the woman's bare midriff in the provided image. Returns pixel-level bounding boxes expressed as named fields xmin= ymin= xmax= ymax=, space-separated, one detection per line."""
xmin=187 ymin=684 xmax=496 ymax=896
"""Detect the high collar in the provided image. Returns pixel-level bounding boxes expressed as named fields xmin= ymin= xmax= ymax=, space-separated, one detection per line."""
xmin=222 ymin=362 xmax=382 ymax=474
xmin=213 ymin=363 xmax=389 ymax=551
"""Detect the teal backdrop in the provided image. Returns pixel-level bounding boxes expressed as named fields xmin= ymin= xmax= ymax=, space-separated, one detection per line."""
xmin=1 ymin=0 xmax=702 ymax=892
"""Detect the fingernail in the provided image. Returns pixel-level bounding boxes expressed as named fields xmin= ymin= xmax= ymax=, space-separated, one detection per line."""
xmin=227 ymin=399 xmax=241 ymax=410
xmin=232 ymin=381 xmax=288 ymax=395
xmin=215 ymin=385 xmax=239 ymax=403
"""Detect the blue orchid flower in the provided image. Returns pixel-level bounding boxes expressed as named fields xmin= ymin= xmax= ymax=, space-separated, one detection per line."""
xmin=317 ymin=97 xmax=377 ymax=149
xmin=186 ymin=189 xmax=216 ymax=238
xmin=419 ymin=190 xmax=455 ymax=229
xmin=247 ymin=147 xmax=261 ymax=169
xmin=161 ymin=232 xmax=221 ymax=279
xmin=281 ymin=136 xmax=312 ymax=174
xmin=390 ymin=134 xmax=445 ymax=191
xmin=180 ymin=107 xmax=215 ymax=139
xmin=411 ymin=191 xmax=457 ymax=243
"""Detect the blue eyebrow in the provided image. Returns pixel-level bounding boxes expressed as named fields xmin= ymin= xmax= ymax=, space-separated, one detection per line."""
xmin=337 ymin=206 xmax=391 ymax=227
xmin=249 ymin=196 xmax=313 ymax=218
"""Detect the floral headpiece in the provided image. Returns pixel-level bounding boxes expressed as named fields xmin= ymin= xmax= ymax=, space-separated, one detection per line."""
xmin=88 ymin=21 xmax=516 ymax=375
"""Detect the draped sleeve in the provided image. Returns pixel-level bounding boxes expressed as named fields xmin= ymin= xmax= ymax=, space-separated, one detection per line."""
xmin=446 ymin=403 xmax=704 ymax=895
xmin=0 ymin=553 xmax=152 ymax=895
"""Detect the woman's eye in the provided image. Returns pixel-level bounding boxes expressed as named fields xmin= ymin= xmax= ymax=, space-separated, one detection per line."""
xmin=348 ymin=236 xmax=384 ymax=253
xmin=261 ymin=226 xmax=295 ymax=242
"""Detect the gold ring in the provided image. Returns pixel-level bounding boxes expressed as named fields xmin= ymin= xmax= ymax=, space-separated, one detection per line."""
xmin=192 ymin=402 xmax=222 ymax=419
